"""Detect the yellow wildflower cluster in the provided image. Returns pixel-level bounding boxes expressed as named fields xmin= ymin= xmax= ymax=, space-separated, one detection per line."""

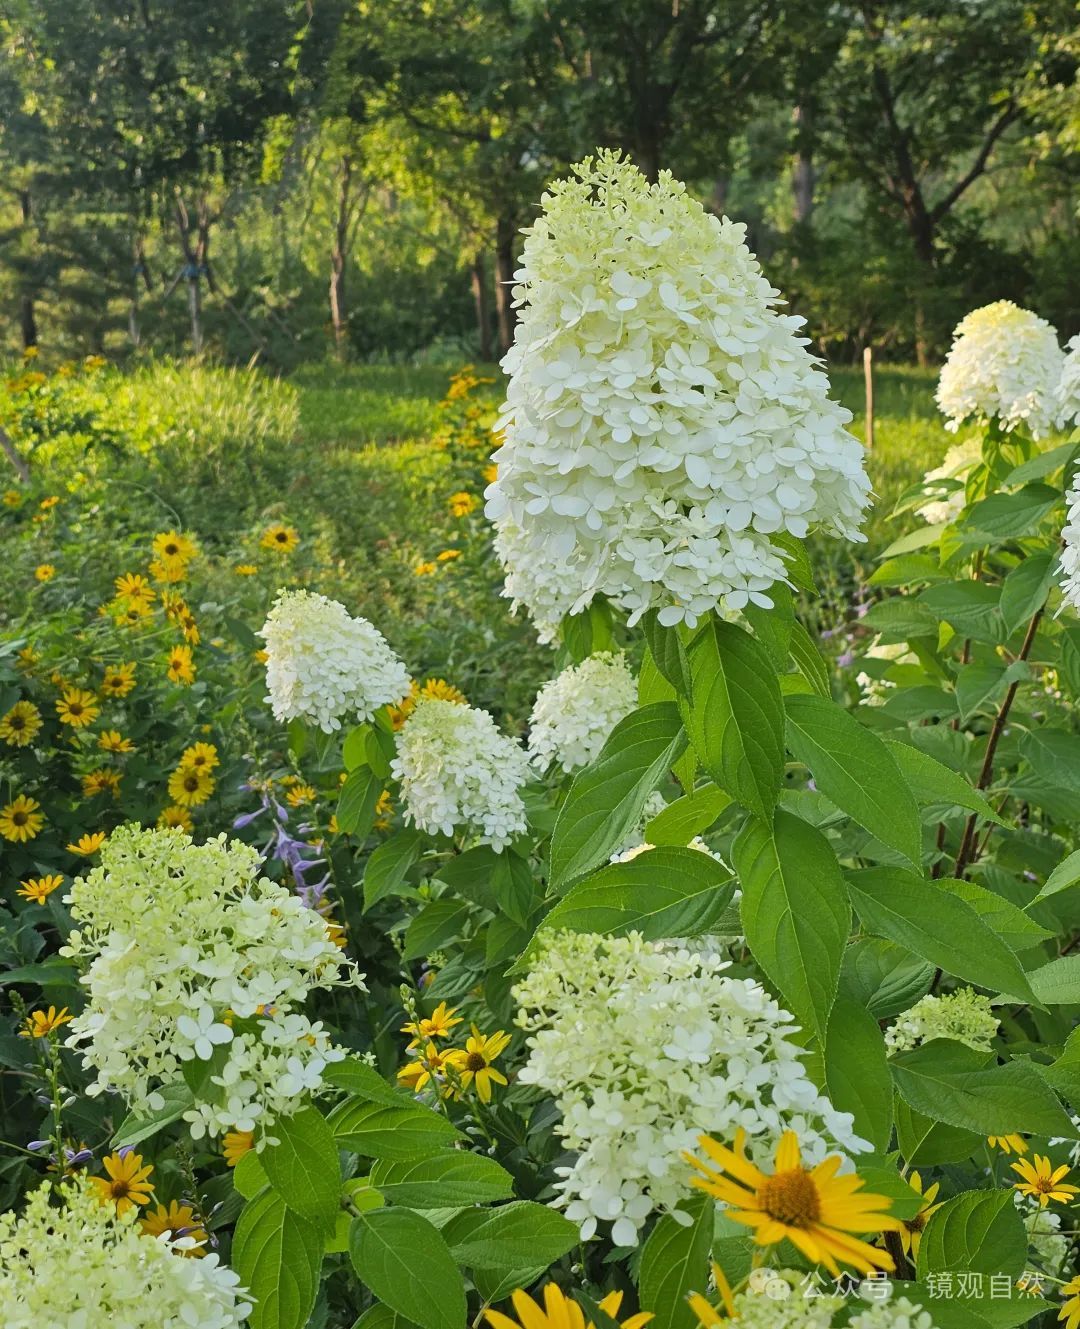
xmin=397 ymin=1001 xmax=511 ymax=1104
xmin=388 ymin=677 xmax=467 ymax=731
xmin=165 ymin=741 xmax=219 ymax=815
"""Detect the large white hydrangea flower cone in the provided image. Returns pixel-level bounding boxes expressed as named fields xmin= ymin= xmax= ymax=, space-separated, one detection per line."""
xmin=260 ymin=589 xmax=410 ymax=732
xmin=936 ymin=300 xmax=1063 ymax=438
xmin=391 ymin=696 xmax=531 ymax=850
xmin=527 ymin=651 xmax=637 ymax=773
xmin=485 ymin=152 xmax=871 ymax=640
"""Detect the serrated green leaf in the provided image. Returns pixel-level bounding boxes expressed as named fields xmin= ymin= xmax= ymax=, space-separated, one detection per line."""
xmin=841 ymin=939 xmax=934 ymax=1019
xmin=1000 ymin=552 xmax=1055 ymax=636
xmin=1024 ymin=953 xmax=1080 ymax=1005
xmin=402 ymin=900 xmax=471 ymax=962
xmin=260 ymin=1107 xmax=340 ymax=1231
xmin=919 ymin=582 xmax=1003 ymax=643
xmin=637 ymin=1195 xmax=712 ymax=1329
xmin=962 ymin=484 xmax=1061 ymax=540
xmin=328 ymin=1098 xmax=462 ymax=1158
xmin=954 ymin=663 xmax=1008 ymax=722
xmin=732 ymin=810 xmax=849 ymax=1042
xmin=233 ymin=1188 xmax=323 ymax=1329
xmin=785 ymin=695 xmax=922 ymax=865
xmin=680 ymin=619 xmax=784 ymax=820
xmin=824 ymin=992 xmax=892 ymax=1151
xmin=113 ymin=1081 xmax=194 ymax=1149
xmin=644 ymin=784 xmax=730 ymax=845
xmin=1033 ymin=848 xmax=1080 ymax=902
xmin=918 ymin=1189 xmax=1026 ymax=1281
xmin=349 ymin=1209 xmax=466 ymax=1329
xmin=846 ymin=868 xmax=1035 ymax=1001
xmin=442 ymin=1201 xmax=578 ymax=1272
xmin=549 ymin=703 xmax=687 ymax=889
xmin=338 ymin=765 xmax=382 ymax=837
xmin=369 ymin=1152 xmax=515 ymax=1208
xmin=883 ymin=740 xmax=1004 ymax=824
xmin=363 ymin=831 xmax=422 ymax=911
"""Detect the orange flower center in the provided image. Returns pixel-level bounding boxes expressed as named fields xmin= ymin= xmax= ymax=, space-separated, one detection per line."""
xmin=759 ymin=1168 xmax=821 ymax=1228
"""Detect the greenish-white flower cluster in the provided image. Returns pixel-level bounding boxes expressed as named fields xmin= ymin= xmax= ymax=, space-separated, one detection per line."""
xmin=1058 ymin=478 xmax=1080 ymax=611
xmin=697 ymin=1271 xmax=936 ymax=1327
xmin=527 ymin=651 xmax=637 ymax=773
xmin=260 ymin=588 xmax=410 ymax=732
xmin=391 ymin=696 xmax=531 ymax=850
xmin=513 ymin=931 xmax=868 ymax=1246
xmin=62 ymin=825 xmax=364 ymax=1141
xmin=486 ymin=151 xmax=870 ymax=640
xmin=0 ymin=1179 xmax=251 ymax=1327
xmin=884 ymin=988 xmax=998 ymax=1053
xmin=936 ymin=300 xmax=1063 ymax=437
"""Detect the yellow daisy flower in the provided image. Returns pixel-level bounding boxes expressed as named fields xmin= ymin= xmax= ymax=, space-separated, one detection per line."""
xmin=234 ymin=563 xmax=258 ymax=575
xmin=168 ymin=765 xmax=214 ymax=807
xmin=223 ymin=1130 xmax=255 ymax=1167
xmin=98 ymin=730 xmax=135 ymax=754
xmin=0 ymin=700 xmax=42 ymax=746
xmin=285 ymin=783 xmax=317 ymax=808
xmin=56 ymin=687 xmax=100 ymax=728
xmin=988 ymin=1134 xmax=1028 ymax=1155
xmin=157 ymin=805 xmax=194 ymax=832
xmin=485 ymin=1284 xmax=652 ymax=1329
xmin=17 ymin=645 xmax=39 ymax=672
xmin=897 ymin=1170 xmax=942 ymax=1261
xmin=389 ymin=677 xmax=467 ymax=730
xmin=402 ymin=1001 xmax=463 ymax=1046
xmin=397 ymin=1042 xmax=451 ymax=1094
xmin=68 ymin=831 xmax=107 ymax=855
xmin=414 ymin=560 xmax=436 ymax=576
xmin=687 ymin=1263 xmax=736 ymax=1326
xmin=90 ymin=1151 xmax=154 ymax=1217
xmin=178 ymin=610 xmax=200 ymax=644
xmin=260 ymin=523 xmax=299 ymax=554
xmin=437 ymin=549 xmax=461 ymax=562
xmin=149 ymin=556 xmax=189 ymax=584
xmin=17 ymin=873 xmax=64 ymax=905
xmin=448 ymin=490 xmax=477 ymax=517
xmin=166 ymin=645 xmax=195 ymax=685
xmin=34 ymin=563 xmax=56 ymax=582
xmin=443 ymin=1025 xmax=511 ymax=1103
xmin=686 ymin=1129 xmax=902 ymax=1276
xmin=81 ymin=768 xmax=122 ymax=799
xmin=39 ymin=494 xmax=60 ymax=510
xmin=114 ymin=572 xmax=156 ymax=606
xmin=179 ymin=741 xmax=218 ymax=772
xmin=101 ymin=662 xmax=137 ymax=698
xmin=1059 ymin=1275 xmax=1080 ymax=1329
xmin=1011 ymin=1154 xmax=1080 ymax=1208
xmin=483 ymin=463 xmax=499 ymax=485
xmin=2 ymin=488 xmax=22 ymax=507
xmin=0 ymin=795 xmax=45 ymax=842
xmin=140 ymin=1200 xmax=207 ymax=1255
xmin=152 ymin=530 xmax=198 ymax=563
xmin=20 ymin=1006 xmax=73 ymax=1039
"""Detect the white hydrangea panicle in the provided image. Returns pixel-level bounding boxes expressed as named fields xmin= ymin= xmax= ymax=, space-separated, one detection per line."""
xmin=260 ymin=588 xmax=410 ymax=732
xmin=935 ymin=301 xmax=1063 ymax=438
xmin=884 ymin=988 xmax=998 ymax=1054
xmin=391 ymin=696 xmax=531 ymax=851
xmin=512 ymin=931 xmax=869 ymax=1247
xmin=527 ymin=651 xmax=637 ymax=773
xmin=1056 ymin=333 xmax=1080 ymax=430
xmin=485 ymin=151 xmax=871 ymax=640
xmin=61 ymin=825 xmax=364 ymax=1142
xmin=915 ymin=437 xmax=983 ymax=526
xmin=1060 ymin=478 xmax=1080 ymax=610
xmin=0 ymin=1179 xmax=251 ymax=1327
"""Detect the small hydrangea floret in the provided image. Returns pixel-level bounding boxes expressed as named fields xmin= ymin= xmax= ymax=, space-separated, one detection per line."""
xmin=527 ymin=651 xmax=637 ymax=773
xmin=884 ymin=988 xmax=998 ymax=1054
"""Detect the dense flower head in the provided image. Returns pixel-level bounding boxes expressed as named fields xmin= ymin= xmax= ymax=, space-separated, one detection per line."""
xmin=512 ymin=931 xmax=868 ymax=1245
xmin=485 ymin=152 xmax=870 ymax=640
xmin=61 ymin=824 xmax=364 ymax=1140
xmin=260 ymin=589 xmax=411 ymax=732
xmin=915 ymin=438 xmax=982 ymax=526
xmin=0 ymin=1178 xmax=251 ymax=1326
xmin=1056 ymin=333 xmax=1080 ymax=429
xmin=691 ymin=1271 xmax=937 ymax=1328
xmin=391 ymin=696 xmax=531 ymax=851
xmin=884 ymin=988 xmax=998 ymax=1054
xmin=527 ymin=651 xmax=637 ymax=773
xmin=1059 ymin=477 xmax=1080 ymax=611
xmin=936 ymin=301 xmax=1063 ymax=438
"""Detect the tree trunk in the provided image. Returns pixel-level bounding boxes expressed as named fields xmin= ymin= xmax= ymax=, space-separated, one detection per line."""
xmin=471 ymin=252 xmax=493 ymax=362
xmin=792 ymin=102 xmax=815 ymax=227
xmin=330 ymin=155 xmax=353 ymax=361
xmin=495 ymin=214 xmax=517 ymax=356
xmin=706 ymin=174 xmax=729 ymax=218
xmin=175 ymin=198 xmax=204 ymax=355
xmin=17 ymin=189 xmax=38 ymax=350
xmin=129 ymin=234 xmax=152 ymax=347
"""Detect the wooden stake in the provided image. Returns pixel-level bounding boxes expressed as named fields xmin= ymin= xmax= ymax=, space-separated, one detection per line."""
xmin=863 ymin=345 xmax=874 ymax=449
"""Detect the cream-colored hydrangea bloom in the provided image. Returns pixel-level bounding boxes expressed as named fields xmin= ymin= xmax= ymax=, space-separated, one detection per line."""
xmin=62 ymin=825 xmax=364 ymax=1142
xmin=260 ymin=589 xmax=410 ymax=732
xmin=391 ymin=696 xmax=531 ymax=851
xmin=486 ymin=152 xmax=870 ymax=640
xmin=527 ymin=651 xmax=637 ymax=773
xmin=513 ymin=931 xmax=868 ymax=1246
xmin=1059 ymin=478 xmax=1080 ymax=610
xmin=936 ymin=301 xmax=1063 ymax=438
xmin=0 ymin=1179 xmax=251 ymax=1326
xmin=916 ymin=437 xmax=983 ymax=526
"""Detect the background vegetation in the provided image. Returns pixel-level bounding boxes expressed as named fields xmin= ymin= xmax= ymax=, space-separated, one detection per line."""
xmin=1 ymin=1 xmax=1078 ymax=369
